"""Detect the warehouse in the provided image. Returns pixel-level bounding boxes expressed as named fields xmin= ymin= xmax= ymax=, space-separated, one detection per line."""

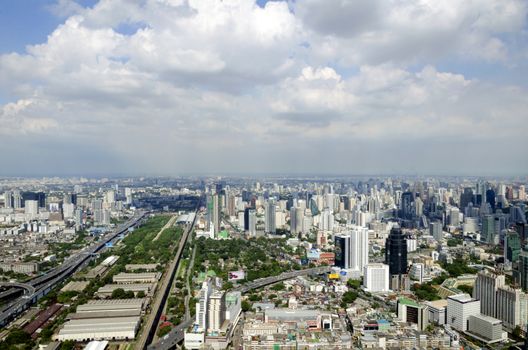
xmin=55 ymin=316 xmax=140 ymax=341
xmin=112 ymin=272 xmax=161 ymax=284
xmin=125 ymin=263 xmax=159 ymax=272
xmin=95 ymin=283 xmax=154 ymax=298
xmin=76 ymin=299 xmax=147 ymax=314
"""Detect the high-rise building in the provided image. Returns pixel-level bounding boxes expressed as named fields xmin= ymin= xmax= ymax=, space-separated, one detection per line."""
xmin=75 ymin=208 xmax=83 ymax=231
xmin=496 ymin=286 xmax=528 ymax=331
xmin=401 ymin=192 xmax=414 ymax=220
xmin=486 ymin=189 xmax=496 ymax=211
xmin=207 ymin=291 xmax=226 ymax=333
xmin=460 ymin=187 xmax=474 ymax=212
xmin=3 ymin=191 xmax=12 ymax=208
xmin=24 ymin=200 xmax=39 ymax=218
xmin=349 ymin=226 xmax=369 ymax=273
xmin=196 ymin=279 xmax=213 ymax=331
xmin=472 ymin=270 xmax=505 ymax=318
xmin=12 ymin=190 xmax=22 ymax=209
xmin=447 ymin=294 xmax=480 ymax=332
xmin=248 ymin=209 xmax=257 ymax=236
xmin=334 ymin=234 xmax=350 ymax=269
xmin=518 ymin=246 xmax=528 ymax=291
xmin=429 ymin=221 xmax=443 ymax=241
xmin=212 ymin=194 xmax=220 ymax=236
xmin=363 ymin=264 xmax=390 ymax=292
xmin=385 ymin=226 xmax=408 ymax=276
xmin=482 ymin=215 xmax=495 ymax=244
xmin=449 ymin=207 xmax=460 ymax=226
xmin=265 ymin=199 xmax=276 ymax=234
xmin=505 ymin=232 xmax=522 ymax=264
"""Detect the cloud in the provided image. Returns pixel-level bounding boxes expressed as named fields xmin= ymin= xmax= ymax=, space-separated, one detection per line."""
xmin=0 ymin=0 xmax=526 ymax=175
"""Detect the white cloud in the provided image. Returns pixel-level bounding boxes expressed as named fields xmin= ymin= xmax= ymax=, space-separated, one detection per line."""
xmin=0 ymin=0 xmax=526 ymax=175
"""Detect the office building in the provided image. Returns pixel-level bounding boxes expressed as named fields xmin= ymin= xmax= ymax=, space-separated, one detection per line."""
xmin=446 ymin=294 xmax=480 ymax=332
xmin=397 ymin=297 xmax=426 ymax=330
xmin=448 ymin=208 xmax=459 ymax=226
xmin=3 ymin=191 xmax=12 ymax=208
xmin=334 ymin=234 xmax=350 ymax=269
xmin=425 ymin=299 xmax=447 ymax=325
xmin=248 ymin=209 xmax=257 ymax=236
xmin=518 ymin=246 xmax=528 ymax=291
xmin=196 ymin=279 xmax=213 ymax=331
xmin=472 ymin=270 xmax=505 ymax=318
xmin=429 ymin=221 xmax=442 ymax=241
xmin=482 ymin=215 xmax=495 ymax=244
xmin=265 ymin=199 xmax=276 ymax=234
xmin=385 ymin=226 xmax=408 ymax=276
xmin=467 ymin=314 xmax=505 ymax=344
xmin=363 ymin=264 xmax=389 ymax=292
xmin=496 ymin=286 xmax=528 ymax=331
xmin=401 ymin=192 xmax=414 ymax=220
xmin=24 ymin=200 xmax=39 ymax=218
xmin=505 ymin=231 xmax=522 ymax=263
xmin=212 ymin=194 xmax=220 ymax=236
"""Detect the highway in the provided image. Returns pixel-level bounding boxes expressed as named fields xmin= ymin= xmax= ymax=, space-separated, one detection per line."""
xmin=136 ymin=205 xmax=199 ymax=350
xmin=147 ymin=265 xmax=332 ymax=350
xmin=0 ymin=211 xmax=147 ymax=327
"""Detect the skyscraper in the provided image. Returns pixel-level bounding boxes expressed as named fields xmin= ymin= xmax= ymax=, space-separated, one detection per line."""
xmin=401 ymin=192 xmax=414 ymax=220
xmin=212 ymin=193 xmax=220 ymax=236
xmin=505 ymin=231 xmax=522 ymax=264
xmin=248 ymin=209 xmax=256 ymax=236
xmin=518 ymin=246 xmax=528 ymax=291
xmin=482 ymin=215 xmax=496 ymax=244
xmin=385 ymin=226 xmax=408 ymax=276
xmin=208 ymin=291 xmax=226 ymax=333
xmin=349 ymin=226 xmax=369 ymax=273
xmin=334 ymin=234 xmax=350 ymax=269
xmin=472 ymin=270 xmax=505 ymax=318
xmin=265 ymin=199 xmax=276 ymax=234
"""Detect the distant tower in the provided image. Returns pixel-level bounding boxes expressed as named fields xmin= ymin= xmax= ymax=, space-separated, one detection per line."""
xmin=265 ymin=199 xmax=276 ymax=234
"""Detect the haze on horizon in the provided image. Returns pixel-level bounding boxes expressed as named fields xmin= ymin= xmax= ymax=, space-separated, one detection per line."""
xmin=0 ymin=0 xmax=527 ymax=177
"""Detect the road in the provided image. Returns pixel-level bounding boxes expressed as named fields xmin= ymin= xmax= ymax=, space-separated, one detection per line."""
xmin=0 ymin=211 xmax=147 ymax=327
xmin=184 ymin=244 xmax=196 ymax=320
xmin=148 ymin=265 xmax=332 ymax=350
xmin=135 ymin=206 xmax=199 ymax=350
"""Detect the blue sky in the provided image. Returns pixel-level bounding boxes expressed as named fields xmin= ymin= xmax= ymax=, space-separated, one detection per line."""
xmin=0 ymin=0 xmax=527 ymax=176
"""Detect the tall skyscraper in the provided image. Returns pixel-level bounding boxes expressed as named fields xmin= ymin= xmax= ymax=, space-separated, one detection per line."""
xmin=212 ymin=194 xmax=220 ymax=236
xmin=460 ymin=187 xmax=474 ymax=212
xmin=482 ymin=215 xmax=496 ymax=244
xmin=401 ymin=192 xmax=414 ymax=220
xmin=496 ymin=286 xmax=528 ymax=331
xmin=429 ymin=221 xmax=443 ymax=241
xmin=334 ymin=234 xmax=350 ymax=269
xmin=248 ymin=209 xmax=257 ymax=236
xmin=265 ymin=199 xmax=276 ymax=234
xmin=472 ymin=270 xmax=505 ymax=318
xmin=385 ymin=226 xmax=408 ymax=276
xmin=505 ymin=232 xmax=522 ymax=264
xmin=349 ymin=226 xmax=369 ymax=273
xmin=518 ymin=246 xmax=528 ymax=291
xmin=3 ymin=191 xmax=12 ymax=208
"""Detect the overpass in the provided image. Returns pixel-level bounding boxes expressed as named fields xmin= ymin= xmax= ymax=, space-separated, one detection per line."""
xmin=0 ymin=211 xmax=147 ymax=327
xmin=147 ymin=265 xmax=332 ymax=350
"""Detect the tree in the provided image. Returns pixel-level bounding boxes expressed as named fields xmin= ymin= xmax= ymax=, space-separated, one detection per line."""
xmin=137 ymin=291 xmax=146 ymax=298
xmin=342 ymin=291 xmax=358 ymax=304
xmin=111 ymin=288 xmax=127 ymax=299
xmin=241 ymin=300 xmax=252 ymax=312
xmin=347 ymin=279 xmax=361 ymax=289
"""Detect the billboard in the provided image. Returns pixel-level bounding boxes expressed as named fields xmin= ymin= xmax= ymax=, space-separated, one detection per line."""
xmin=228 ymin=270 xmax=245 ymax=281
xmin=328 ymin=273 xmax=339 ymax=279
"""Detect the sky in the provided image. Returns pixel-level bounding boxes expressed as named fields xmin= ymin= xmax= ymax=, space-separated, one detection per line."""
xmin=0 ymin=0 xmax=527 ymax=177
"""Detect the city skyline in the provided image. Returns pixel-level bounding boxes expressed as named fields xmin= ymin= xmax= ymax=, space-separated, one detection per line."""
xmin=1 ymin=0 xmax=527 ymax=175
